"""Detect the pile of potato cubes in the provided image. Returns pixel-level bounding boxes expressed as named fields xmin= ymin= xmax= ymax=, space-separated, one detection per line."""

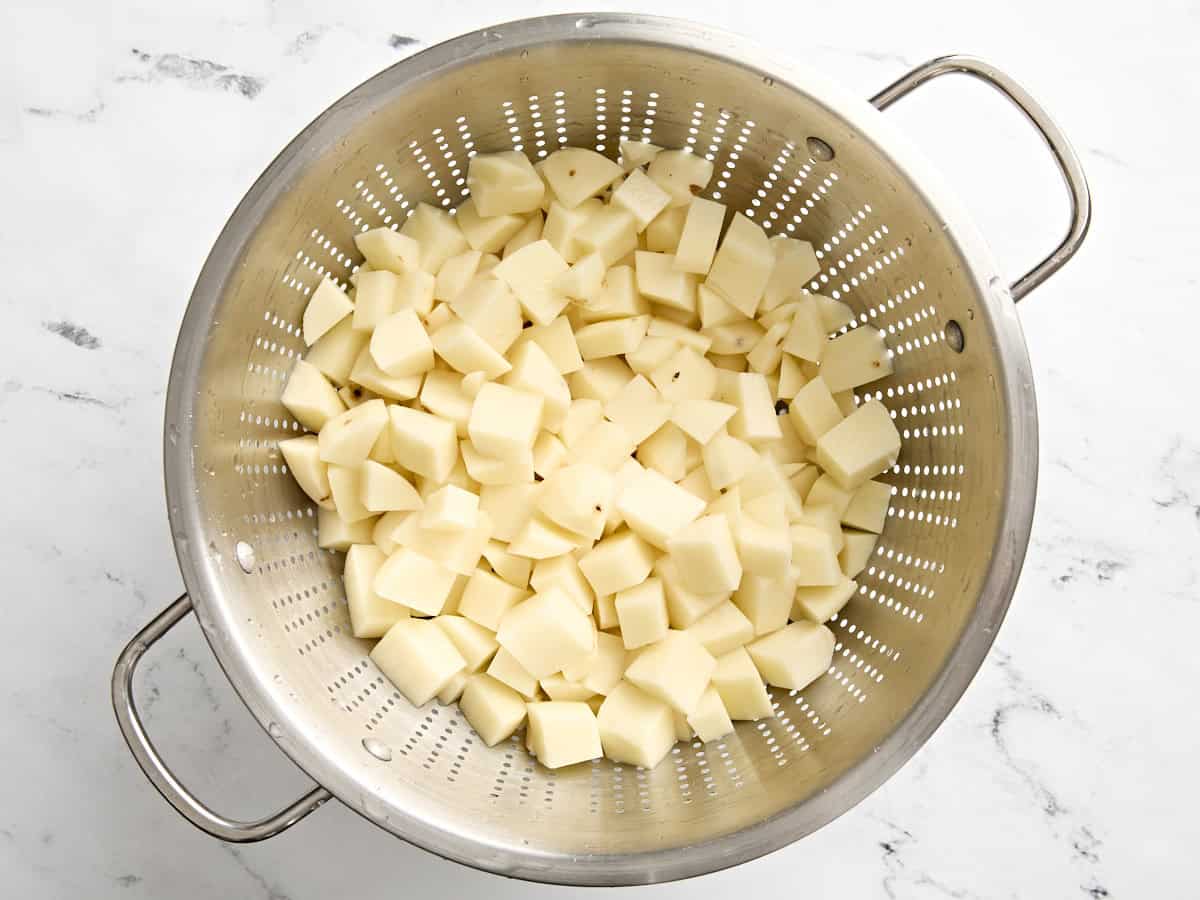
xmin=278 ymin=138 xmax=901 ymax=770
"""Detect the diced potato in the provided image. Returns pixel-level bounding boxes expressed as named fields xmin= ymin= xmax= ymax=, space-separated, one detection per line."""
xmin=482 ymin=540 xmax=531 ymax=588
xmin=650 ymin=345 xmax=717 ymax=403
xmin=283 ymin=359 xmax=345 ymax=432
xmin=734 ymin=514 xmax=792 ymax=579
xmin=597 ymin=681 xmax=676 ymax=768
xmin=539 ymin=674 xmax=596 ymax=701
xmin=747 ymin=621 xmax=835 ymax=691
xmin=460 ymin=441 xmax=535 ymax=486
xmin=667 ymin=514 xmax=743 ymax=594
xmin=532 ymin=431 xmax=568 ymax=477
xmin=563 ymin=631 xmax=628 ymax=695
xmin=388 ymin=405 xmax=458 ymax=482
xmin=560 ymin=398 xmax=603 ymax=448
xmin=303 ymin=276 xmax=354 ymax=346
xmin=493 ymin=240 xmax=570 ymax=325
xmin=578 ymin=530 xmax=657 ymax=596
xmin=507 ymin=515 xmax=583 ymax=559
xmin=781 ymin=296 xmax=826 ymax=363
xmin=370 ymin=618 xmax=466 ymax=706
xmin=704 ymin=319 xmax=765 ymax=355
xmin=732 ymin=573 xmax=794 ymax=636
xmin=816 ymin=400 xmax=901 ymax=490
xmin=543 ymin=199 xmax=604 ymax=263
xmin=305 ymin=317 xmax=369 ymax=386
xmin=598 ymin=374 xmax=670 ymax=445
xmin=579 ymin=264 xmax=651 ymax=324
xmin=677 ymin=465 xmax=718 ymax=503
xmin=637 ymin=422 xmax=688 ymax=481
xmin=570 ymin=420 xmax=638 ymax=473
xmin=576 ymin=207 xmax=639 ymax=265
xmin=610 ymin=169 xmax=672 ymax=231
xmin=746 ymin=321 xmax=787 ymax=374
xmin=468 ymin=150 xmax=545 ymax=216
xmin=374 ymin=547 xmax=458 ymax=615
xmin=701 ymin=431 xmax=758 ymax=490
xmin=487 ymin=646 xmax=539 ymax=699
xmin=666 ymin=400 xmax=733 ymax=445
xmin=345 ymin=544 xmax=408 ymax=638
xmin=317 ymin=506 xmax=375 ymax=550
xmin=431 ymin=318 xmax=512 ymax=379
xmin=420 ymin=484 xmax=478 ymax=532
xmin=435 ymin=614 xmax=500 ymax=673
xmin=839 ymin=531 xmax=878 ymax=578
xmin=654 ymin=555 xmax=727 ymax=628
xmin=418 ymin=370 xmax=472 ymax=437
xmin=615 ymin=577 xmax=669 ymax=649
xmin=554 ymin=251 xmax=606 ymax=302
xmin=647 ymin=150 xmax=714 ymax=207
xmin=635 ymin=251 xmax=699 ymax=313
xmin=531 ymin=554 xmax=595 ymax=614
xmin=368 ymin=308 xmax=434 ymax=377
xmin=500 ymin=341 xmax=570 ymax=433
xmin=819 ymin=326 xmax=893 ymax=392
xmin=762 ymin=238 xmax=820 ymax=310
xmin=460 ymin=567 xmax=529 ymax=631
xmin=788 ymin=376 xmax=844 ymax=444
xmin=497 ymin=588 xmax=596 ymax=680
xmin=400 ymin=203 xmax=470 ymax=274
xmin=594 ymin=592 xmax=619 ymax=631
xmin=460 ymin=673 xmax=528 ymax=745
xmin=724 ymin=372 xmax=783 ymax=445
xmin=541 ymin=148 xmax=623 ymax=208
xmin=503 ymin=210 xmax=544 ymax=257
xmin=619 ymin=137 xmax=663 ymax=171
xmin=674 ymin=197 xmax=727 ymax=276
xmin=686 ymin=601 xmax=755 ymax=656
xmin=711 ymin=646 xmax=774 ymax=720
xmin=360 ymin=459 xmax=421 ymax=513
xmin=318 ymin=399 xmax=389 ymax=468
xmin=793 ymin=577 xmax=857 ymax=623
xmin=455 ymin=198 xmax=526 ymax=253
xmin=706 ymin=213 xmax=773 ymax=318
xmin=575 ymin=315 xmax=650 ymax=359
xmin=645 ymin=205 xmax=688 ymax=253
xmin=842 ymin=480 xmax=892 ymax=533
xmin=806 ymin=473 xmax=854 ymax=518
xmin=624 ymin=629 xmax=716 ymax=715
xmin=468 ymin=382 xmax=543 ymax=462
xmin=435 ymin=250 xmax=483 ymax=303
xmin=568 ymin=356 xmax=634 ymax=403
xmin=687 ymin=686 xmax=734 ymax=742
xmin=354 ymin=228 xmax=421 ymax=274
xmin=616 ymin=467 xmax=706 ymax=550
xmin=478 ymin=482 xmax=540 ymax=542
xmin=520 ymin=315 xmax=584 ymax=374
xmin=537 ymin=463 xmax=613 ymax=541
xmin=348 ymin=347 xmax=422 ymax=401
xmin=279 ymin=436 xmax=331 ymax=508
xmin=450 ymin=278 xmax=523 ymax=354
xmin=789 ymin=524 xmax=843 ymax=587
xmin=525 ymin=701 xmax=603 ymax=768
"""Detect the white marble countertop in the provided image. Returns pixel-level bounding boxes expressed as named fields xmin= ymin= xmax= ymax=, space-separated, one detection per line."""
xmin=2 ymin=1 xmax=1196 ymax=897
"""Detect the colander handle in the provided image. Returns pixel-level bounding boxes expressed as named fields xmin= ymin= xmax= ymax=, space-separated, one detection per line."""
xmin=112 ymin=594 xmax=332 ymax=842
xmin=870 ymin=55 xmax=1091 ymax=302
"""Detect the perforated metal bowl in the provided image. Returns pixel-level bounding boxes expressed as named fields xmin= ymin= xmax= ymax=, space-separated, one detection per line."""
xmin=112 ymin=14 xmax=1090 ymax=886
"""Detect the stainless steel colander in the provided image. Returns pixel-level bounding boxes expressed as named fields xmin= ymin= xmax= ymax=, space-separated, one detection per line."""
xmin=112 ymin=14 xmax=1090 ymax=885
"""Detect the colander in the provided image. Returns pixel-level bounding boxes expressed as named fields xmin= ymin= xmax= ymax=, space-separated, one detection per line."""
xmin=111 ymin=14 xmax=1090 ymax=886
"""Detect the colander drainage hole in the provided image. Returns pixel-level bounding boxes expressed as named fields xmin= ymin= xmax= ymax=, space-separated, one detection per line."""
xmin=944 ymin=320 xmax=965 ymax=353
xmin=806 ymin=136 xmax=835 ymax=161
xmin=235 ymin=541 xmax=256 ymax=573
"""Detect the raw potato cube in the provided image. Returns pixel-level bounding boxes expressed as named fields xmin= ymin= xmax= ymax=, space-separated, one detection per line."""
xmin=580 ymin=265 xmax=651 ymax=323
xmin=645 ymin=205 xmax=688 ymax=253
xmin=554 ymin=252 xmax=606 ymax=301
xmin=746 ymin=321 xmax=788 ymax=374
xmin=369 ymin=308 xmax=433 ymax=377
xmin=702 ymin=431 xmax=758 ymax=490
xmin=487 ymin=647 xmax=539 ymax=699
xmin=762 ymin=238 xmax=820 ymax=310
xmin=789 ymin=524 xmax=843 ymax=587
xmin=733 ymin=573 xmax=794 ymax=636
xmin=711 ymin=647 xmax=774 ymax=720
xmin=672 ymin=709 xmax=693 ymax=741
xmin=279 ymin=436 xmax=331 ymax=507
xmin=747 ymin=621 xmax=835 ymax=691
xmin=697 ymin=283 xmax=743 ymax=330
xmin=317 ymin=506 xmax=376 ymax=550
xmin=624 ymin=630 xmax=716 ymax=715
xmin=781 ymin=296 xmax=826 ymax=363
xmin=537 ymin=463 xmax=613 ymax=540
xmin=467 ymin=150 xmax=545 ymax=216
xmin=503 ymin=210 xmax=543 ymax=257
xmin=348 ymin=347 xmax=422 ymax=401
xmin=360 ymin=460 xmax=422 ymax=513
xmin=400 ymin=203 xmax=470 ymax=274
xmin=650 ymin=346 xmax=717 ymax=403
xmin=507 ymin=515 xmax=583 ymax=559
xmin=594 ymin=592 xmax=619 ymax=631
xmin=725 ymin=372 xmax=783 ymax=444
xmin=575 ymin=315 xmax=650 ymax=359
xmin=839 ymin=531 xmax=878 ymax=578
xmin=615 ymin=577 xmax=669 ymax=649
xmin=303 ymin=276 xmax=354 ymax=345
xmin=435 ymin=250 xmax=482 ymax=303
xmin=576 ymin=207 xmax=639 ymax=265
xmin=345 ymin=544 xmax=408 ymax=638
xmin=525 ymin=701 xmax=603 ymax=769
xmin=461 ymin=441 xmax=534 ymax=486
xmin=611 ymin=168 xmax=671 ymax=230
xmin=561 ymin=399 xmax=605 ymax=448
xmin=305 ymin=317 xmax=368 ymax=386
xmin=620 ymin=137 xmax=662 ymax=170
xmin=674 ymin=198 xmax=725 ymax=275
xmin=370 ymin=618 xmax=466 ymax=707
xmin=431 ymin=317 xmax=512 ymax=379
xmin=532 ymin=432 xmax=568 ymax=478
xmin=563 ymin=631 xmax=627 ymax=694
xmin=686 ymin=601 xmax=755 ymax=656
xmin=842 ymin=480 xmax=892 ymax=533
xmin=687 ymin=686 xmax=734 ymax=742
xmin=468 ymin=383 xmax=544 ymax=462
xmin=677 ymin=466 xmax=717 ymax=503
xmin=354 ymin=227 xmax=421 ymax=273
xmin=374 ymin=547 xmax=458 ymax=615
xmin=795 ymin=506 xmax=844 ymax=551
xmin=778 ymin=353 xmax=808 ymax=400
xmin=833 ymin=390 xmax=858 ymax=417
xmin=493 ymin=240 xmax=570 ymax=325
xmin=705 ymin=319 xmax=764 ymax=355
xmin=283 ymin=359 xmax=345 ymax=432
xmin=706 ymin=213 xmax=774 ymax=317
xmin=637 ymin=422 xmax=688 ymax=482
xmin=654 ymin=556 xmax=726 ymax=628
xmin=450 ymin=278 xmax=523 ymax=354
xmin=646 ymin=318 xmax=712 ymax=352
xmin=578 ymin=530 xmax=657 ymax=597
xmin=460 ymin=568 xmax=529 ymax=631
xmin=670 ymin=400 xmax=736 ymax=444
xmin=539 ymin=674 xmax=596 ymax=701
xmin=647 ymin=150 xmax=714 ymax=207
xmin=596 ymin=681 xmax=676 ymax=768
xmin=435 ymin=614 xmax=500 ymax=672
xmin=789 ymin=376 xmax=844 ymax=444
xmin=392 ymin=267 xmax=437 ymax=317
xmin=820 ymin=326 xmax=893 ymax=392
xmin=521 ymin=316 xmax=584 ymax=374
xmin=739 ymin=455 xmax=804 ymax=520
xmin=742 ymin=491 xmax=787 ymax=531
xmin=568 ymin=356 xmax=634 ymax=403
xmin=806 ymin=473 xmax=854 ymax=517
xmin=604 ymin=374 xmax=672 ymax=445
xmin=635 ymin=251 xmax=698 ymax=312
xmin=478 ymin=482 xmax=540 ymax=543
xmin=544 ymin=199 xmax=604 ymax=262
xmin=482 ymin=540 xmax=531 ymax=588
xmin=418 ymin=370 xmax=473 ymax=437
xmin=421 ymin=484 xmax=478 ymax=532
xmin=389 ymin=406 xmax=458 ymax=482
xmin=319 ymin=399 xmax=389 ymax=467
xmin=496 ymin=587 xmax=596 ymax=678
xmin=502 ymin=341 xmax=571 ymax=432
xmin=667 ymin=514 xmax=743 ymax=594
xmin=569 ymin=420 xmax=637 ymax=470
xmin=455 ymin=198 xmax=526 ymax=253
xmin=531 ymin=554 xmax=595 ymax=614
xmin=541 ymin=148 xmax=623 ymax=208
xmin=460 ymin=673 xmax=527 ymax=746
xmin=617 ymin=467 xmax=706 ymax=550
xmin=816 ymin=400 xmax=901 ymax=490
xmin=793 ymin=577 xmax=857 ymax=623
xmin=734 ymin=514 xmax=792 ymax=579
